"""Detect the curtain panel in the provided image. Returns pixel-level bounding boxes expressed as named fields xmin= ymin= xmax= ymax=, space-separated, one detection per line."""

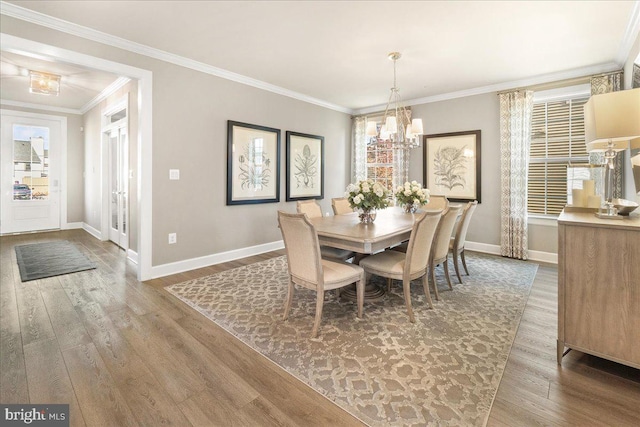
xmin=351 ymin=116 xmax=367 ymax=183
xmin=589 ymin=72 xmax=624 ymax=198
xmin=499 ymin=90 xmax=533 ymax=260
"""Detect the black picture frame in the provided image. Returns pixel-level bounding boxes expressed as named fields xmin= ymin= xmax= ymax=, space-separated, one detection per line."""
xmin=226 ymin=120 xmax=280 ymax=205
xmin=286 ymin=131 xmax=324 ymax=201
xmin=423 ymin=130 xmax=481 ymax=203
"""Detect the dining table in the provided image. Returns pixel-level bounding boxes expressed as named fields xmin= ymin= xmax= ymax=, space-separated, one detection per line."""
xmin=309 ymin=206 xmax=443 ymax=301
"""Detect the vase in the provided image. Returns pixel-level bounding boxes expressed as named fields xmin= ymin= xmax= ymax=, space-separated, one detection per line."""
xmin=403 ymin=202 xmax=418 ymax=213
xmin=359 ymin=209 xmax=377 ymax=224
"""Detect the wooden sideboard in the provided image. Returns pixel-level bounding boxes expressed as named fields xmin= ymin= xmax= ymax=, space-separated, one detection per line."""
xmin=557 ymin=211 xmax=640 ymax=368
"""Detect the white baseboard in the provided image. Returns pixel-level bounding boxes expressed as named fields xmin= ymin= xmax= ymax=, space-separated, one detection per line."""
xmin=151 ymin=240 xmax=285 ymax=279
xmin=62 ymin=222 xmax=83 ymax=230
xmin=127 ymin=249 xmax=139 ymax=264
xmin=82 ymin=223 xmax=102 ymax=240
xmin=465 ymin=241 xmax=557 ymax=264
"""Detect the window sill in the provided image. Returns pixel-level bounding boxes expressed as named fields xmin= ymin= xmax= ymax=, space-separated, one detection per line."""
xmin=528 ymin=215 xmax=558 ymax=227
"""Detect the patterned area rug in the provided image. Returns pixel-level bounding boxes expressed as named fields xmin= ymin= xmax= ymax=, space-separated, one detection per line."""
xmin=166 ymin=252 xmax=537 ymax=426
xmin=15 ymin=240 xmax=96 ymax=282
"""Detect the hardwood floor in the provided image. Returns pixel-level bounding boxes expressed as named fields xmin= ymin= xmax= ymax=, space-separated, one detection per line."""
xmin=1 ymin=229 xmax=638 ymax=426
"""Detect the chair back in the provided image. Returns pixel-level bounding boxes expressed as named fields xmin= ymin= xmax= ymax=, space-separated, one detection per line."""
xmin=432 ymin=205 xmax=463 ymax=260
xmin=405 ymin=211 xmax=442 ymax=275
xmin=331 ymin=197 xmax=353 ymax=215
xmin=423 ymin=195 xmax=449 ymax=211
xmin=278 ymin=211 xmax=322 ymax=284
xmin=297 ymin=200 xmax=322 ymax=219
xmin=453 ymin=201 xmax=478 ymax=251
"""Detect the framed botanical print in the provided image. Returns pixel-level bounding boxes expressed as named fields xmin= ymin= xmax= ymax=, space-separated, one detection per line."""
xmin=423 ymin=130 xmax=481 ymax=203
xmin=286 ymin=131 xmax=324 ymax=201
xmin=227 ymin=120 xmax=280 ymax=205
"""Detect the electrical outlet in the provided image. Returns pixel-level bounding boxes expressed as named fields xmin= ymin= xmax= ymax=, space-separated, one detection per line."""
xmin=168 ymin=233 xmax=177 ymax=244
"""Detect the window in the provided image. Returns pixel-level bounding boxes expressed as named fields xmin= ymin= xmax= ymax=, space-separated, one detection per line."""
xmin=366 ymin=138 xmax=395 ymax=194
xmin=528 ymin=95 xmax=590 ymax=216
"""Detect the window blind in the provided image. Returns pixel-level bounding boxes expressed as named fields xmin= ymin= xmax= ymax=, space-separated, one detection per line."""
xmin=528 ymin=97 xmax=589 ymax=215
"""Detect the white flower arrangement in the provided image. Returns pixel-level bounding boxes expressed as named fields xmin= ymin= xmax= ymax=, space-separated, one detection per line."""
xmin=345 ymin=179 xmax=390 ymax=211
xmin=395 ymin=181 xmax=430 ymax=207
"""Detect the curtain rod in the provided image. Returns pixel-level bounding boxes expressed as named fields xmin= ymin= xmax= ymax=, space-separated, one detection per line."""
xmin=497 ymin=70 xmax=623 ymax=95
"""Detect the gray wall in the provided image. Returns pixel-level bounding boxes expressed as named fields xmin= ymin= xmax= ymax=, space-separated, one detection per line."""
xmin=0 ymin=103 xmax=84 ymax=224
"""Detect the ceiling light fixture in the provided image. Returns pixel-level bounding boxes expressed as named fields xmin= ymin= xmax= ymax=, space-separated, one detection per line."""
xmin=29 ymin=70 xmax=61 ymax=96
xmin=366 ymin=52 xmax=423 ymax=149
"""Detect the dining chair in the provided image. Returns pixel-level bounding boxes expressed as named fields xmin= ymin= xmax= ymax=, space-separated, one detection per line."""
xmin=278 ymin=211 xmax=364 ymax=337
xmin=331 ymin=197 xmax=353 ymax=215
xmin=359 ymin=211 xmax=442 ymax=323
xmin=423 ymin=195 xmax=449 ymax=211
xmin=297 ymin=200 xmax=356 ymax=261
xmin=450 ymin=200 xmax=478 ymax=283
xmin=429 ymin=204 xmax=463 ymax=299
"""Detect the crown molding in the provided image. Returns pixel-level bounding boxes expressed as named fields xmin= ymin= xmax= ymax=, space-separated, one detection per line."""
xmin=616 ymin=1 xmax=640 ymax=66
xmin=0 ymin=98 xmax=81 ymax=114
xmin=80 ymin=76 xmax=130 ymax=114
xmin=0 ymin=1 xmax=353 ymax=115
xmin=355 ymin=62 xmax=620 ymax=115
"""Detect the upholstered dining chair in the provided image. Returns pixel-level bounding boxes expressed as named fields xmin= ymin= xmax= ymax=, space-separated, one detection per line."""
xmin=297 ymin=200 xmax=356 ymax=262
xmin=450 ymin=200 xmax=478 ymax=283
xmin=359 ymin=211 xmax=442 ymax=323
xmin=423 ymin=195 xmax=449 ymax=211
xmin=278 ymin=211 xmax=364 ymax=337
xmin=331 ymin=197 xmax=353 ymax=215
xmin=429 ymin=204 xmax=463 ymax=299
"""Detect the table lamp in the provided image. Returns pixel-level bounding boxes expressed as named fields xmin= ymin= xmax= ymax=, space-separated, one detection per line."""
xmin=584 ymin=88 xmax=640 ymax=218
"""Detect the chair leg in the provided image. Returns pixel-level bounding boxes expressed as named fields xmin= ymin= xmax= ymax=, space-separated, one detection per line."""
xmin=461 ymin=249 xmax=469 ymax=275
xmin=422 ymin=274 xmax=434 ymax=309
xmin=387 ymin=278 xmax=392 ymax=292
xmin=402 ymin=279 xmax=416 ymax=323
xmin=311 ymin=288 xmax=324 ymax=338
xmin=430 ymin=264 xmax=439 ymax=301
xmin=283 ymin=278 xmax=294 ymax=321
xmin=453 ymin=250 xmax=463 ymax=284
xmin=443 ymin=255 xmax=453 ymax=290
xmin=356 ymin=280 xmax=364 ymax=319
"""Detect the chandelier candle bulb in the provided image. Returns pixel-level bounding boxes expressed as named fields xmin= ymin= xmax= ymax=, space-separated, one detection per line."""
xmin=572 ymin=189 xmax=585 ymax=207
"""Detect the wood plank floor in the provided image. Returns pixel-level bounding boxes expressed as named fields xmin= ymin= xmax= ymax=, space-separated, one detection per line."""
xmin=1 ymin=229 xmax=638 ymax=426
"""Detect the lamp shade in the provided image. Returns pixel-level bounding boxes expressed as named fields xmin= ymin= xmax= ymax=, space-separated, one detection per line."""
xmin=411 ymin=118 xmax=423 ymax=135
xmin=365 ymin=121 xmax=378 ymax=137
xmin=584 ymin=88 xmax=640 ymax=152
xmin=385 ymin=116 xmax=397 ymax=133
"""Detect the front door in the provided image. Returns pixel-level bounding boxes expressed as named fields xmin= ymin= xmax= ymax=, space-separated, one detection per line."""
xmin=0 ymin=111 xmax=62 ymax=234
xmin=108 ymin=126 xmax=128 ymax=249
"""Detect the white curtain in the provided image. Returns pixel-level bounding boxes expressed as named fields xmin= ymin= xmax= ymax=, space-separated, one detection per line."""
xmin=351 ymin=116 xmax=367 ymax=183
xmin=499 ymin=90 xmax=533 ymax=260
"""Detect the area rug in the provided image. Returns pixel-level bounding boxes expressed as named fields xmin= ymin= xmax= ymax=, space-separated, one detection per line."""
xmin=166 ymin=252 xmax=537 ymax=426
xmin=15 ymin=240 xmax=96 ymax=282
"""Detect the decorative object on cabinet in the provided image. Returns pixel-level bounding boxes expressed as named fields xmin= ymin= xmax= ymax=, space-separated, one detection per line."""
xmin=583 ymin=88 xmax=640 ymax=218
xmin=286 ymin=131 xmax=324 ymax=201
xmin=424 ymin=130 xmax=481 ymax=203
xmin=227 ymin=120 xmax=280 ymax=205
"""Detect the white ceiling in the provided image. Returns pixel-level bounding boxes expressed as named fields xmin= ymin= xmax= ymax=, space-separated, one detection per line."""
xmin=0 ymin=50 xmax=122 ymax=111
xmin=2 ymin=1 xmax=639 ymax=112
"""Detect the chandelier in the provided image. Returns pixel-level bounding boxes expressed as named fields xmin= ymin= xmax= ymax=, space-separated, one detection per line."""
xmin=366 ymin=52 xmax=423 ymax=149
xmin=29 ymin=70 xmax=61 ymax=96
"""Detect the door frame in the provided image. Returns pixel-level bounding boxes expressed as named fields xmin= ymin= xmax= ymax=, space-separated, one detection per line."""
xmin=0 ymin=110 xmax=67 ymax=233
xmin=101 ymin=95 xmax=129 ymax=249
xmin=1 ymin=34 xmax=154 ymax=281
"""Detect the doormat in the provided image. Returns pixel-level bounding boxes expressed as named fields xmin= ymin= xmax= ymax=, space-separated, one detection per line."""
xmin=15 ymin=240 xmax=96 ymax=282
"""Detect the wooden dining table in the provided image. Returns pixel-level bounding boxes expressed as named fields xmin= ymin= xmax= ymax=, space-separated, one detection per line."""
xmin=309 ymin=206 xmax=440 ymax=300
